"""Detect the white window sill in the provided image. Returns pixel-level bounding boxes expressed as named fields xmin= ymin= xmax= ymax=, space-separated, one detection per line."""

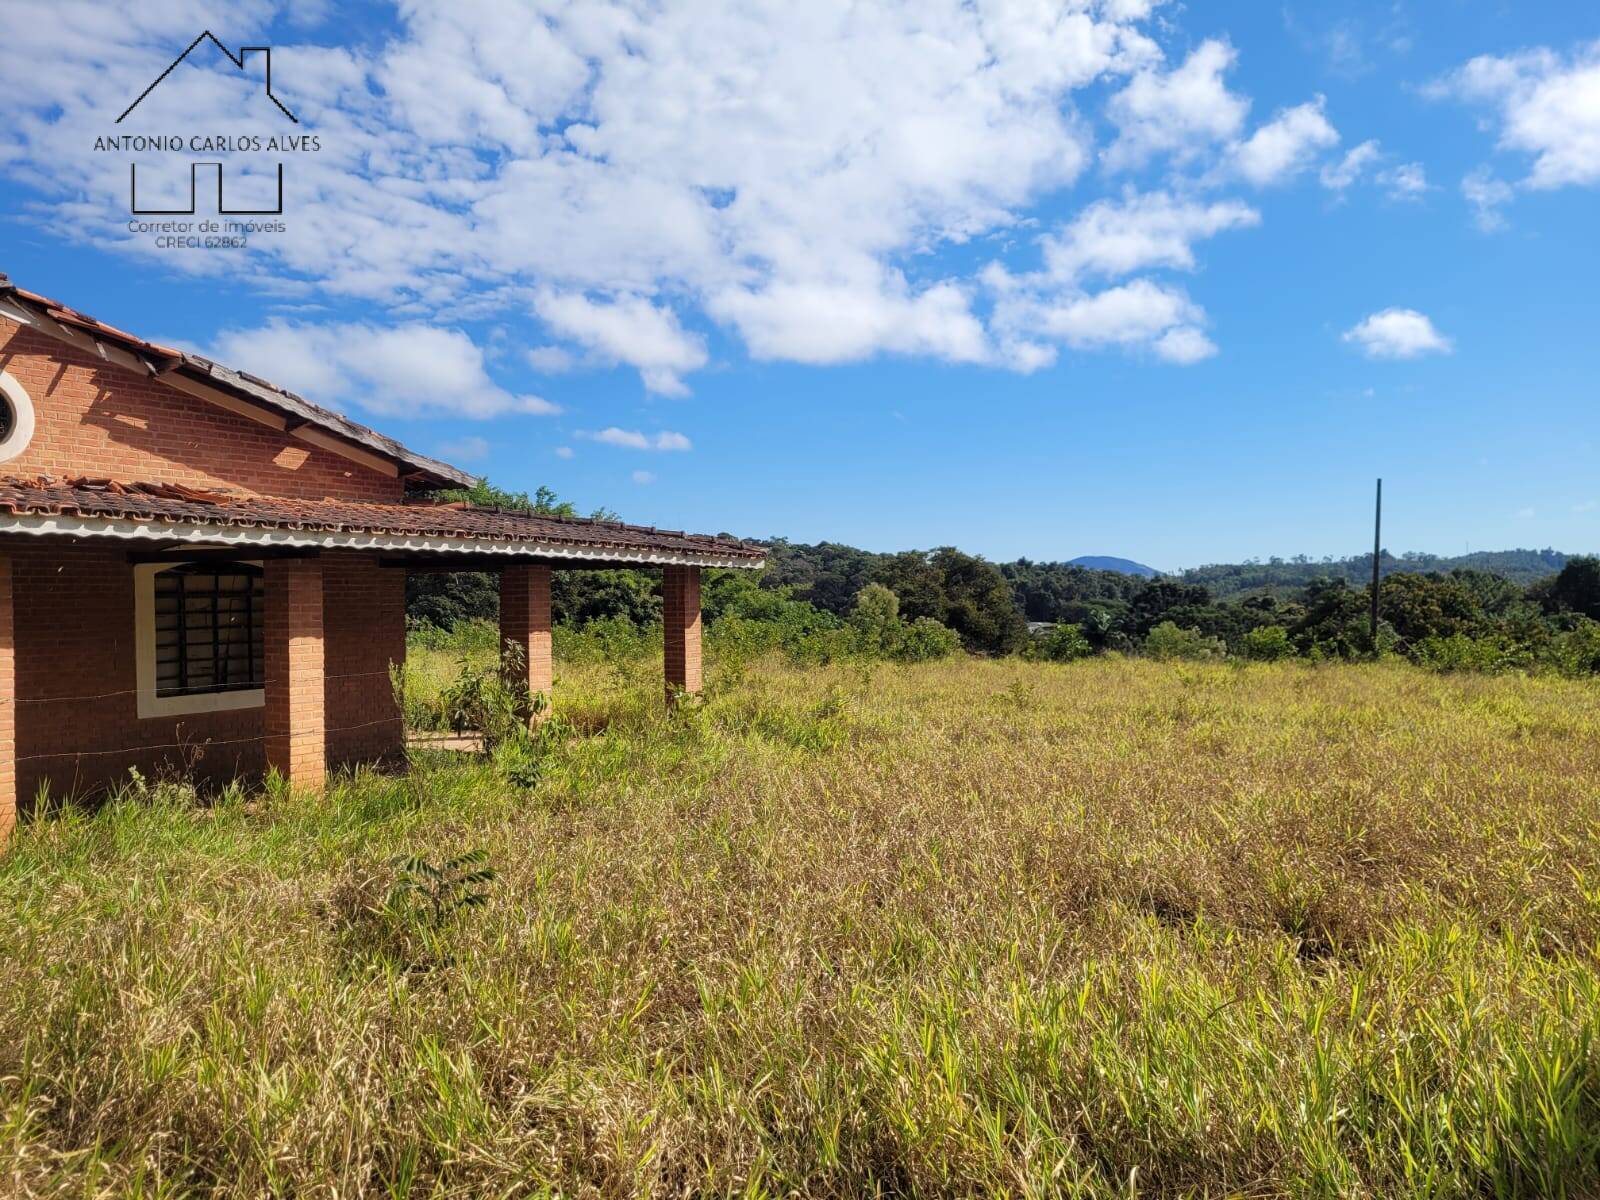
xmin=137 ymin=687 xmax=265 ymax=721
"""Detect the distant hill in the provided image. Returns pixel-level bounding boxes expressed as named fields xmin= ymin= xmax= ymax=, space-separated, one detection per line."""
xmin=1069 ymin=555 xmax=1160 ymax=577
xmin=1181 ymin=547 xmax=1573 ymax=600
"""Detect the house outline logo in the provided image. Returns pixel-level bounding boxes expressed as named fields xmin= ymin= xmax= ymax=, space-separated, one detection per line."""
xmin=118 ymin=30 xmax=298 ymax=124
xmin=118 ymin=31 xmax=300 ymax=217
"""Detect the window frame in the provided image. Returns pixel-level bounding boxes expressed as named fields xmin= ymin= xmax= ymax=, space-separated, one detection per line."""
xmin=0 ymin=368 xmax=37 ymax=463
xmin=134 ymin=560 xmax=267 ymax=719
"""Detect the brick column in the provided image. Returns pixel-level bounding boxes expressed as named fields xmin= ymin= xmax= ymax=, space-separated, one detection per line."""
xmin=500 ymin=563 xmax=553 ymax=721
xmin=663 ymin=565 xmax=702 ymax=702
xmin=0 ymin=555 xmax=15 ymax=840
xmin=264 ymin=559 xmax=325 ymax=789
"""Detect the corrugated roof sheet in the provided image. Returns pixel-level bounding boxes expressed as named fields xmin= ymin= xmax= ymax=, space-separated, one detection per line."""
xmin=0 ymin=477 xmax=766 ymax=566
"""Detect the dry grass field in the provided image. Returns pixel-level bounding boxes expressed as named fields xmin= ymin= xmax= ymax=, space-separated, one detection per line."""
xmin=3 ymin=653 xmax=1600 ymax=1197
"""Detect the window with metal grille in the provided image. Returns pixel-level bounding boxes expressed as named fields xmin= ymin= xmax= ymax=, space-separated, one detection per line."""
xmin=153 ymin=564 xmax=265 ymax=697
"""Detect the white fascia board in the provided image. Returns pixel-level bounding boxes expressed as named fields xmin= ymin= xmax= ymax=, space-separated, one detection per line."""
xmin=0 ymin=512 xmax=765 ymax=570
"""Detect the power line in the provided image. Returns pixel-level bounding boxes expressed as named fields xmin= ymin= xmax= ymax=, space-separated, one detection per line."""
xmin=0 ymin=667 xmax=398 ymax=707
xmin=12 ymin=713 xmax=405 ymax=764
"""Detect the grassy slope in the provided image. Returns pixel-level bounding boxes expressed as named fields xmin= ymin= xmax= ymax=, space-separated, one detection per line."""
xmin=3 ymin=654 xmax=1600 ymax=1197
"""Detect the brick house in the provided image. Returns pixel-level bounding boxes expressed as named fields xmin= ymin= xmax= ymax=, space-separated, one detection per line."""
xmin=0 ymin=273 xmax=764 ymax=838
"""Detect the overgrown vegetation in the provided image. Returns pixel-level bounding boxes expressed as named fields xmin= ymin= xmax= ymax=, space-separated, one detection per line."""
xmin=4 ymin=652 xmax=1600 ymax=1196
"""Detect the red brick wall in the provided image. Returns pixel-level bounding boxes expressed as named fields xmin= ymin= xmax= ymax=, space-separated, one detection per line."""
xmin=4 ymin=538 xmax=267 ymax=805
xmin=0 ymin=317 xmax=404 ymax=503
xmin=0 ymin=541 xmax=405 ymax=810
xmin=324 ymin=553 xmax=406 ymax=768
xmin=0 ymin=311 xmax=416 ymax=820
xmin=0 ymin=555 xmax=16 ymax=837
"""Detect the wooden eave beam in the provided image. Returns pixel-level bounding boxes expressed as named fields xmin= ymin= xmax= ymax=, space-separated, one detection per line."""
xmin=289 ymin=425 xmax=401 ymax=477
xmin=127 ymin=547 xmax=321 ymax=564
xmin=155 ymin=368 xmax=289 ymax=430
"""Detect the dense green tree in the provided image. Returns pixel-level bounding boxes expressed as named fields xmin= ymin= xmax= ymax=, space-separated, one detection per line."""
xmin=866 ymin=548 xmax=1027 ymax=655
xmin=1144 ymin=621 xmax=1227 ymax=660
xmin=928 ymin=547 xmax=1029 ymax=656
xmin=758 ymin=540 xmax=879 ymax=615
xmin=849 ymin=583 xmax=902 ymax=654
xmin=553 ymin=570 xmax=659 ymax=626
xmin=872 ymin=550 xmax=949 ymax=623
xmin=1291 ymin=579 xmax=1384 ymax=658
xmin=1545 ymin=556 xmax=1600 ymax=620
xmin=1121 ymin=579 xmax=1215 ymax=639
xmin=1242 ymin=624 xmax=1293 ymax=661
xmin=1001 ymin=559 xmax=1146 ymax=621
xmin=407 ymin=569 xmax=500 ymax=630
xmin=1374 ymin=573 xmax=1490 ymax=646
xmin=1032 ymin=623 xmax=1092 ymax=662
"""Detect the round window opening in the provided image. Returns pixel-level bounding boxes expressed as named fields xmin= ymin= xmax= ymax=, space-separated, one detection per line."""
xmin=0 ymin=370 xmax=37 ymax=463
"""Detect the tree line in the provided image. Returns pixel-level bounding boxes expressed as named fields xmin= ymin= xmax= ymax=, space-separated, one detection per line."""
xmin=407 ymin=482 xmax=1600 ymax=675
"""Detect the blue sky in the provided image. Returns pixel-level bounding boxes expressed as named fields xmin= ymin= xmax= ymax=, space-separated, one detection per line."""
xmin=2 ymin=2 xmax=1597 ymax=570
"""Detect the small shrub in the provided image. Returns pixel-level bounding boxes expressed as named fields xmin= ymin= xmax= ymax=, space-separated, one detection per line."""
xmin=389 ymin=849 xmax=497 ymax=926
xmin=1033 ymin=622 xmax=1093 ymax=663
xmin=328 ymin=850 xmax=496 ymax=973
xmin=849 ymin=583 xmax=902 ymax=654
xmin=1144 ymin=621 xmax=1227 ymax=661
xmin=1543 ymin=618 xmax=1600 ymax=677
xmin=440 ymin=642 xmax=537 ymax=751
xmin=1415 ymin=632 xmax=1533 ymax=674
xmin=491 ymin=709 xmax=571 ymax=790
xmin=1242 ymin=624 xmax=1294 ymax=662
xmin=120 ymin=763 xmax=200 ymax=810
xmin=891 ymin=616 xmax=961 ymax=662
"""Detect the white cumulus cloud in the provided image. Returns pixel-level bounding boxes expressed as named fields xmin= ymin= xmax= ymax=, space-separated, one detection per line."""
xmin=0 ymin=0 xmax=1356 ymax=387
xmin=1230 ymin=97 xmax=1340 ymax=186
xmin=1105 ymin=39 xmax=1249 ymax=170
xmin=533 ymin=292 xmax=708 ymax=397
xmin=710 ymin=270 xmax=988 ymax=366
xmin=1041 ymin=191 xmax=1260 ymax=280
xmin=1461 ymin=167 xmax=1515 ymax=231
xmin=1342 ymin=308 xmax=1453 ymax=359
xmin=994 ymin=279 xmax=1215 ymax=366
xmin=1321 ymin=139 xmax=1383 ymax=190
xmin=981 ymin=191 xmax=1247 ymax=367
xmin=1432 ymin=41 xmax=1600 ymax=189
xmin=206 ymin=320 xmax=559 ymax=419
xmin=1381 ymin=162 xmax=1429 ymax=200
xmin=582 ymin=428 xmax=693 ymax=452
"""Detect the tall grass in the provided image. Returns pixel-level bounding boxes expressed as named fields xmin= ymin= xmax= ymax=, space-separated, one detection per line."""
xmin=3 ymin=654 xmax=1599 ymax=1196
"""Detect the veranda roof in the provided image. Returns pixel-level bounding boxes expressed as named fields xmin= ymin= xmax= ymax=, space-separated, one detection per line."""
xmin=0 ymin=478 xmax=766 ymax=569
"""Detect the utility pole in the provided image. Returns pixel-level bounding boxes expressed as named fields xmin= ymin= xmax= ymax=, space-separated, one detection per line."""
xmin=1370 ymin=478 xmax=1382 ymax=642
